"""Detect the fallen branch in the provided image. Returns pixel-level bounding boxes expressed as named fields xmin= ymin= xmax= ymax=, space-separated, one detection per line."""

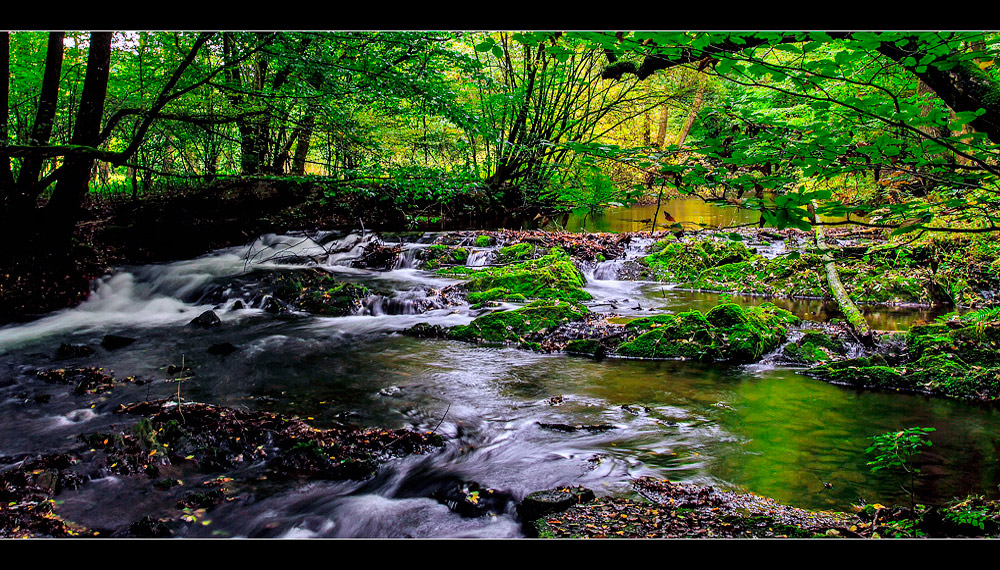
xmin=812 ymin=201 xmax=873 ymax=346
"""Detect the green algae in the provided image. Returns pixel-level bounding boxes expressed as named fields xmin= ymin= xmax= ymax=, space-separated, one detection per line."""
xmin=448 ymin=300 xmax=590 ymax=347
xmin=497 ymin=243 xmax=537 ymax=264
xmin=565 ymin=339 xmax=603 ymax=356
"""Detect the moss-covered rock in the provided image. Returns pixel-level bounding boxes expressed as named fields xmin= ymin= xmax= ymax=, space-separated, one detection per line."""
xmin=271 ymin=269 xmax=373 ymax=316
xmin=420 ymin=245 xmax=469 ymax=270
xmin=809 ymin=317 xmax=1000 ymax=399
xmin=446 ymin=249 xmax=592 ymax=303
xmin=448 ymin=300 xmax=590 ymax=347
xmin=640 ymin=238 xmax=755 ymax=283
xmin=783 ymin=331 xmax=848 ymax=364
xmin=497 ymin=243 xmax=537 ymax=264
xmin=564 ymin=339 xmax=603 ymax=356
xmin=616 ymin=303 xmax=798 ymax=363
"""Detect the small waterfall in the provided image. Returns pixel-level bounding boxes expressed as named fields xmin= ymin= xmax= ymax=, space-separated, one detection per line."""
xmin=591 ymin=260 xmax=624 ymax=281
xmin=243 ymin=233 xmax=329 ymax=266
xmin=466 ymin=249 xmax=493 ymax=267
xmin=393 ymin=247 xmax=421 ymax=270
xmin=363 ymin=290 xmax=447 ymax=316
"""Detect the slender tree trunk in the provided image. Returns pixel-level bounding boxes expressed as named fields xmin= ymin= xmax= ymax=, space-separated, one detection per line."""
xmin=651 ymin=77 xmax=706 ymax=232
xmin=811 ymin=201 xmax=873 ymax=346
xmin=644 ymin=103 xmax=671 ymax=188
xmin=44 ymin=32 xmax=113 ymax=253
xmin=16 ymin=33 xmax=65 ymax=190
xmin=0 ymin=33 xmax=13 ymax=189
xmin=290 ymin=107 xmax=316 ymax=176
xmin=1 ymin=33 xmax=65 ymax=256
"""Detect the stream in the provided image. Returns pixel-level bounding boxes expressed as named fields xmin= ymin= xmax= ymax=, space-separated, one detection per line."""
xmin=2 ymin=229 xmax=999 ymax=538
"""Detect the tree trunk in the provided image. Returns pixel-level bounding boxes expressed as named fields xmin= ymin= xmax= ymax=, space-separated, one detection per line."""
xmin=0 ymin=33 xmax=13 ymax=188
xmin=16 ymin=33 xmax=64 ymax=189
xmin=811 ymin=202 xmax=874 ymax=346
xmin=44 ymin=33 xmax=113 ymax=253
xmin=290 ymin=107 xmax=317 ymax=176
xmin=1 ymin=33 xmax=65 ymax=256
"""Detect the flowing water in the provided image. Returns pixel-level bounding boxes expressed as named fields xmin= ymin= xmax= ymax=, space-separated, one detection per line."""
xmin=1 ymin=230 xmax=999 ymax=538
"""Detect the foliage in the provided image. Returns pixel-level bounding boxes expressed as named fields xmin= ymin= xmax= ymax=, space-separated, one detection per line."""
xmin=563 ymin=32 xmax=1000 ymax=236
xmin=866 ymin=427 xmax=935 ymax=474
xmin=866 ymin=426 xmax=935 ymax=512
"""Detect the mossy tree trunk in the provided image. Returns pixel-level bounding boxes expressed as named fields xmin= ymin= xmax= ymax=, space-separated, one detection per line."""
xmin=811 ymin=202 xmax=874 ymax=346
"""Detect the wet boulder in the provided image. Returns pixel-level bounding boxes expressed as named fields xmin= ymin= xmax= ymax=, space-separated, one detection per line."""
xmin=56 ymin=343 xmax=95 ymax=359
xmin=517 ymin=486 xmax=596 ymax=526
xmin=126 ymin=515 xmax=173 ymax=538
xmin=101 ymin=334 xmax=137 ymax=350
xmin=432 ymin=480 xmax=513 ymax=518
xmin=189 ymin=310 xmax=221 ymax=328
xmin=207 ymin=342 xmax=237 ymax=355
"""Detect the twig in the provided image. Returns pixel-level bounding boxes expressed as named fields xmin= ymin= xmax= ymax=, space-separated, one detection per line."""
xmin=431 ymin=404 xmax=451 ymax=435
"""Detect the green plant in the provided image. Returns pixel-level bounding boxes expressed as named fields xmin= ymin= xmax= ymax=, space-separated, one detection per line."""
xmin=945 ymin=505 xmax=990 ymax=531
xmin=866 ymin=427 xmax=935 ymax=512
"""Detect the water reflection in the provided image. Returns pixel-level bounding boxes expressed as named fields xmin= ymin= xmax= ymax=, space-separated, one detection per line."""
xmin=560 ymin=198 xmax=863 ymax=233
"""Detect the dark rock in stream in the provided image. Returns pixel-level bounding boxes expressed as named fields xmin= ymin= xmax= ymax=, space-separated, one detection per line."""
xmin=207 ymin=342 xmax=238 ymax=355
xmin=401 ymin=323 xmax=451 ymax=338
xmin=189 ymin=310 xmax=222 ymax=328
xmin=56 ymin=343 xmax=95 ymax=359
xmin=431 ymin=480 xmax=513 ymax=518
xmin=101 ymin=334 xmax=137 ymax=350
xmin=537 ymin=422 xmax=617 ymax=433
xmin=36 ymin=367 xmax=120 ymax=395
xmin=126 ymin=515 xmax=173 ymax=538
xmin=0 ymin=453 xmax=94 ymax=538
xmin=518 ymin=486 xmax=596 ymax=530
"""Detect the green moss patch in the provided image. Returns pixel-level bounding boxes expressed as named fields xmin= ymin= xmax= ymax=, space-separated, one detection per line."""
xmin=446 ymin=249 xmax=592 ymax=303
xmin=616 ymin=303 xmax=798 ymax=363
xmin=448 ymin=300 xmax=590 ymax=347
xmin=641 ymin=238 xmax=755 ymax=283
xmin=810 ymin=314 xmax=1000 ymax=400
xmin=783 ymin=331 xmax=848 ymax=364
xmin=419 ymin=245 xmax=469 ymax=270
